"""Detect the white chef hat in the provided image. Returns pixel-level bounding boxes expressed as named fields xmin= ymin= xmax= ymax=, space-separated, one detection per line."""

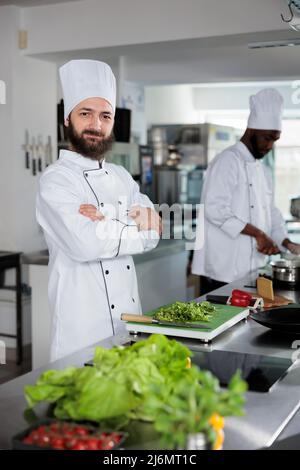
xmin=59 ymin=59 xmax=116 ymax=119
xmin=247 ymin=88 xmax=283 ymax=131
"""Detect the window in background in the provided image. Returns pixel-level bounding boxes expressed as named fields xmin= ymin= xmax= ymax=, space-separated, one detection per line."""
xmin=274 ymin=120 xmax=300 ymax=219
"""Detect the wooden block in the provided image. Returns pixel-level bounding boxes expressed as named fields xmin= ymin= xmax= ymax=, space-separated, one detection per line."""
xmin=257 ymin=277 xmax=274 ymax=301
xmin=251 ymin=292 xmax=293 ymax=309
xmin=263 ymin=295 xmax=293 ymax=308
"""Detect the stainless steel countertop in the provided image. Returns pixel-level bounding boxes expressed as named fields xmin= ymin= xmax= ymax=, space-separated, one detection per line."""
xmin=195 ymin=276 xmax=300 ymax=450
xmin=1 ymin=272 xmax=300 ymax=449
xmin=22 ymin=238 xmax=188 ymax=266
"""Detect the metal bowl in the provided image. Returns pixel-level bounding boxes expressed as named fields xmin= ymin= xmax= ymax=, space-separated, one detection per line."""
xmin=270 ymin=259 xmax=300 ymax=284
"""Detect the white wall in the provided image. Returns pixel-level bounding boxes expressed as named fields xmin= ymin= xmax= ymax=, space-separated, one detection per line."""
xmin=0 ymin=6 xmax=16 ymax=251
xmin=122 ymin=81 xmax=146 ymax=144
xmin=12 ymin=55 xmax=57 ymax=252
xmin=22 ymin=0 xmax=286 ymax=55
xmin=145 ymin=84 xmax=200 ymax=126
xmin=0 ymin=5 xmax=57 ymax=252
xmin=145 ymin=81 xmax=300 ymax=127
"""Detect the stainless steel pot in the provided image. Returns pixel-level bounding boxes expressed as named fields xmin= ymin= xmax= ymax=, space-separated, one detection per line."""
xmin=290 ymin=196 xmax=300 ymax=219
xmin=270 ymin=259 xmax=300 ymax=284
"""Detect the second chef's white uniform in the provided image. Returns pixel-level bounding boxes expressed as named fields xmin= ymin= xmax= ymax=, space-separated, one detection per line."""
xmin=192 ymin=141 xmax=288 ymax=283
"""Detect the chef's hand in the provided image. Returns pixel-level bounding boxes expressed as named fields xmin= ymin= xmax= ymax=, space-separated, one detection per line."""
xmin=129 ymin=205 xmax=162 ymax=235
xmin=256 ymin=232 xmax=280 ymax=255
xmin=79 ymin=204 xmax=105 ymax=222
xmin=286 ymin=241 xmax=300 ymax=255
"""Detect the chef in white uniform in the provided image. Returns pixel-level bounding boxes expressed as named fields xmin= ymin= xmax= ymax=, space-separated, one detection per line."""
xmin=36 ymin=60 xmax=161 ymax=361
xmin=192 ymin=88 xmax=300 ymax=293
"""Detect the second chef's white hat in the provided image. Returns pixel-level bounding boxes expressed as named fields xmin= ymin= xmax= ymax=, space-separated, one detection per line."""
xmin=59 ymin=59 xmax=116 ymax=119
xmin=247 ymin=88 xmax=283 ymax=131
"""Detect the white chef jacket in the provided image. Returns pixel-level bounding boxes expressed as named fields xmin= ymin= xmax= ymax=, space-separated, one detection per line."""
xmin=36 ymin=150 xmax=159 ymax=361
xmin=192 ymin=141 xmax=287 ymax=283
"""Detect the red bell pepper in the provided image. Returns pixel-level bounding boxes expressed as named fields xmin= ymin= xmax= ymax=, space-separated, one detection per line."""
xmin=231 ymin=290 xmax=252 ymax=301
xmin=230 ymin=289 xmax=252 ymax=307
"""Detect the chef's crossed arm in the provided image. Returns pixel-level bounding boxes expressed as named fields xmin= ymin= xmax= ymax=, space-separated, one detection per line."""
xmin=36 ymin=170 xmax=160 ymax=263
xmin=79 ymin=168 xmax=161 ymax=251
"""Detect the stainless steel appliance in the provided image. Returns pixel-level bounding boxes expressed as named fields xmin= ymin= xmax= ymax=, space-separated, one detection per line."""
xmin=290 ymin=195 xmax=300 ymax=219
xmin=154 ymin=165 xmax=205 ymax=207
xmin=106 ymin=142 xmax=140 ymax=177
xmin=148 ymin=123 xmax=238 ymax=166
xmin=148 ymin=127 xmax=168 ymax=165
xmin=270 ymin=259 xmax=300 ymax=284
xmin=139 ymin=144 xmax=154 ymax=200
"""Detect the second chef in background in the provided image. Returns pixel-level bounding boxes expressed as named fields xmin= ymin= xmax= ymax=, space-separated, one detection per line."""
xmin=192 ymin=88 xmax=300 ymax=294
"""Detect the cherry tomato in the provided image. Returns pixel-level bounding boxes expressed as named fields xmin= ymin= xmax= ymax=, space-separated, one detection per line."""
xmin=74 ymin=426 xmax=90 ymax=436
xmin=85 ymin=438 xmax=99 ymax=450
xmin=50 ymin=437 xmax=65 ymax=449
xmin=101 ymin=437 xmax=116 ymax=450
xmin=21 ymin=421 xmax=124 ymax=451
xmin=37 ymin=434 xmax=51 ymax=447
xmin=97 ymin=439 xmax=104 ymax=450
xmin=71 ymin=441 xmax=88 ymax=450
xmin=22 ymin=436 xmax=34 ymax=445
xmin=50 ymin=423 xmax=60 ymax=433
xmin=29 ymin=431 xmax=40 ymax=442
xmin=63 ymin=429 xmax=76 ymax=438
xmin=36 ymin=425 xmax=48 ymax=435
xmin=108 ymin=432 xmax=122 ymax=444
xmin=64 ymin=437 xmax=78 ymax=449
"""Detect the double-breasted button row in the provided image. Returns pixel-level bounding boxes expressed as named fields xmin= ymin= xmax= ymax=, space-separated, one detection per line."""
xmin=111 ymin=299 xmax=135 ymax=309
xmin=84 ymin=171 xmax=108 ymax=176
xmin=105 ymin=266 xmax=130 ymax=275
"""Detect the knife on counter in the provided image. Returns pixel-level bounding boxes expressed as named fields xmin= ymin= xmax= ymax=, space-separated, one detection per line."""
xmin=206 ymin=293 xmax=264 ymax=309
xmin=206 ymin=295 xmax=229 ymax=305
xmin=121 ymin=313 xmax=212 ymax=329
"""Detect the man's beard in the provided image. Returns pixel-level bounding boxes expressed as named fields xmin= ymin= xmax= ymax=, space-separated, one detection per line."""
xmin=67 ymin=121 xmax=115 ymax=161
xmin=249 ymin=135 xmax=266 ymax=160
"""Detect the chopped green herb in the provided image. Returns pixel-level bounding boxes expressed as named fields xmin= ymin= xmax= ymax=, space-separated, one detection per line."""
xmin=153 ymin=301 xmax=217 ymax=323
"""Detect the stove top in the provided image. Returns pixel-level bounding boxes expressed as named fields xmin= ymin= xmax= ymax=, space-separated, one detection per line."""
xmin=190 ymin=349 xmax=293 ymax=393
xmin=86 ymin=343 xmax=292 ymax=394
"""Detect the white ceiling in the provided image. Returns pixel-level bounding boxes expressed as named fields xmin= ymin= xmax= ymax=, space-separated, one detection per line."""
xmin=0 ymin=0 xmax=78 ymax=6
xmin=4 ymin=0 xmax=300 ymax=86
xmin=32 ymin=29 xmax=300 ymax=85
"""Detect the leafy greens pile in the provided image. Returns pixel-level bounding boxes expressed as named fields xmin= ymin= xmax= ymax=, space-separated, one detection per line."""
xmin=25 ymin=334 xmax=247 ymax=448
xmin=153 ymin=301 xmax=217 ymax=323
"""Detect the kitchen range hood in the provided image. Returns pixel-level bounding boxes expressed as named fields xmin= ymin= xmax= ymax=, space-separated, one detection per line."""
xmin=281 ymin=0 xmax=300 ymax=31
xmin=248 ymin=1 xmax=300 ymax=48
xmin=248 ymin=38 xmax=300 ymax=48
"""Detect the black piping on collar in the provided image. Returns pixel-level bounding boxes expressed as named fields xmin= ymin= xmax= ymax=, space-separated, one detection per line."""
xmin=82 ymin=168 xmax=101 ymax=207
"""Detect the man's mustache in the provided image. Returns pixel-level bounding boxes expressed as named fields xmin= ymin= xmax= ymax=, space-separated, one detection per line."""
xmin=82 ymin=130 xmax=105 ymax=138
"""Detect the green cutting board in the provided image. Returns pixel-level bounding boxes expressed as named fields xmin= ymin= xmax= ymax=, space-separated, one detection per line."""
xmin=131 ymin=303 xmax=248 ymax=331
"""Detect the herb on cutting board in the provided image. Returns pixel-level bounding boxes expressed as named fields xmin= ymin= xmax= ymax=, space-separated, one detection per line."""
xmin=153 ymin=301 xmax=217 ymax=323
xmin=24 ymin=334 xmax=247 ymax=449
